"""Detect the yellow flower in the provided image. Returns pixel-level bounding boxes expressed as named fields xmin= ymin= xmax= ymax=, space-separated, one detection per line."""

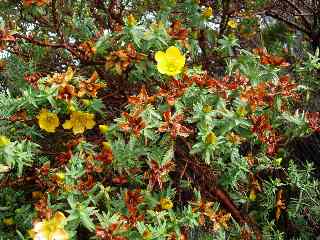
xmin=67 ymin=103 xmax=76 ymax=113
xmin=160 ymin=197 xmax=173 ymax=210
xmin=0 ymin=135 xmax=10 ymax=147
xmin=155 ymin=46 xmax=185 ymax=76
xmin=236 ymin=106 xmax=247 ymax=117
xmin=63 ymin=111 xmax=95 ymax=134
xmin=56 ymin=172 xmax=65 ymax=183
xmin=202 ymin=6 xmax=213 ymax=18
xmin=202 ymin=105 xmax=212 ymax=113
xmin=205 ymin=131 xmax=217 ymax=145
xmin=99 ymin=124 xmax=109 ymax=134
xmin=31 ymin=211 xmax=69 ymax=240
xmin=227 ymin=20 xmax=238 ymax=29
xmin=37 ymin=109 xmax=60 ymax=133
xmin=64 ymin=67 xmax=74 ymax=83
xmin=127 ymin=14 xmax=137 ymax=26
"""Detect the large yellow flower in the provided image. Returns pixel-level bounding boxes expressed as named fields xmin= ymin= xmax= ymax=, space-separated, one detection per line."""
xmin=62 ymin=111 xmax=95 ymax=134
xmin=155 ymin=46 xmax=185 ymax=76
xmin=37 ymin=109 xmax=60 ymax=133
xmin=30 ymin=211 xmax=68 ymax=240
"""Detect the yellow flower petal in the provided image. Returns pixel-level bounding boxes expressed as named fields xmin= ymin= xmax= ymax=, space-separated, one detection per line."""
xmin=37 ymin=109 xmax=60 ymax=133
xmin=72 ymin=123 xmax=85 ymax=135
xmin=84 ymin=113 xmax=95 ymax=129
xmin=64 ymin=67 xmax=74 ymax=82
xmin=176 ymin=55 xmax=185 ymax=69
xmin=154 ymin=46 xmax=185 ymax=76
xmin=52 ymin=229 xmax=69 ymax=240
xmin=157 ymin=62 xmax=169 ymax=75
xmin=63 ymin=111 xmax=95 ymax=134
xmin=155 ymin=51 xmax=165 ymax=62
xmin=166 ymin=46 xmax=182 ymax=58
xmin=32 ymin=212 xmax=68 ymax=240
xmin=34 ymin=232 xmax=47 ymax=240
xmin=28 ymin=229 xmax=36 ymax=239
xmin=53 ymin=212 xmax=66 ymax=223
xmin=62 ymin=120 xmax=72 ymax=129
xmin=33 ymin=221 xmax=46 ymax=232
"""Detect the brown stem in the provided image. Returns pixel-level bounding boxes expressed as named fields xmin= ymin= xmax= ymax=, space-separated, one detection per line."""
xmin=51 ymin=0 xmax=64 ymax=41
xmin=12 ymin=33 xmax=78 ymax=56
xmin=175 ymin=143 xmax=262 ymax=239
xmin=283 ymin=0 xmax=312 ymax=29
xmin=6 ymin=34 xmax=105 ymax=66
xmin=265 ymin=11 xmax=312 ymax=36
xmin=211 ymin=187 xmax=246 ymax=224
xmin=218 ymin=0 xmax=231 ymax=38
xmin=0 ymin=175 xmax=38 ymax=189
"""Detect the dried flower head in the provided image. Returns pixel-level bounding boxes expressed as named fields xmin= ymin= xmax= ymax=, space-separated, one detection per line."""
xmin=78 ymin=71 xmax=106 ymax=98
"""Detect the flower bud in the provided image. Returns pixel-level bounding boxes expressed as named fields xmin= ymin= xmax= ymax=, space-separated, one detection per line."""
xmin=0 ymin=136 xmax=10 ymax=147
xmin=3 ymin=218 xmax=14 ymax=225
xmin=102 ymin=141 xmax=111 ymax=150
xmin=227 ymin=19 xmax=238 ymax=29
xmin=127 ymin=14 xmax=137 ymax=27
xmin=202 ymin=7 xmax=213 ymax=18
xmin=202 ymin=105 xmax=212 ymax=113
xmin=56 ymin=172 xmax=65 ymax=182
xmin=205 ymin=132 xmax=217 ymax=145
xmin=160 ymin=197 xmax=173 ymax=210
xmin=99 ymin=124 xmax=109 ymax=134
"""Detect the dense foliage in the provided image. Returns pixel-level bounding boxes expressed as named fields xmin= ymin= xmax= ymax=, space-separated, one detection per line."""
xmin=1 ymin=0 xmax=320 ymax=239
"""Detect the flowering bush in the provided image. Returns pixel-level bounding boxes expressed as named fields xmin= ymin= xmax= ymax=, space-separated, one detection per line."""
xmin=0 ymin=1 xmax=320 ymax=240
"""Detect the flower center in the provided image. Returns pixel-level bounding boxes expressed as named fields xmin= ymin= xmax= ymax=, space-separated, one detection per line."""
xmin=46 ymin=115 xmax=57 ymax=124
xmin=166 ymin=60 xmax=178 ymax=72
